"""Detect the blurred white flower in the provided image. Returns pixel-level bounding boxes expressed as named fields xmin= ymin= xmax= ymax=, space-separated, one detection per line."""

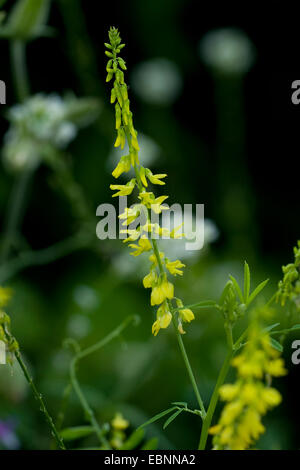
xmin=2 ymin=94 xmax=100 ymax=172
xmin=72 ymin=284 xmax=99 ymax=311
xmin=199 ymin=28 xmax=255 ymax=75
xmin=131 ymin=58 xmax=182 ymax=105
xmin=66 ymin=314 xmax=91 ymax=339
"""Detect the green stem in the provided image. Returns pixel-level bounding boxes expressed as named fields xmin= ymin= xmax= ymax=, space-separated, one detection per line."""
xmin=10 ymin=39 xmax=30 ymax=102
xmin=14 ymin=350 xmax=66 ymax=450
xmin=172 ymin=316 xmax=206 ymax=418
xmin=69 ymin=316 xmax=136 ymax=448
xmin=198 ymin=348 xmax=234 ymax=450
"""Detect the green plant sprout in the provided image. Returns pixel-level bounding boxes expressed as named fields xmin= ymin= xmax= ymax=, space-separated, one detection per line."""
xmin=104 ymin=26 xmax=300 ymax=450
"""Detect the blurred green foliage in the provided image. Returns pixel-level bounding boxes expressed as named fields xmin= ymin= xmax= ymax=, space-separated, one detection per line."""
xmin=0 ymin=0 xmax=299 ymax=450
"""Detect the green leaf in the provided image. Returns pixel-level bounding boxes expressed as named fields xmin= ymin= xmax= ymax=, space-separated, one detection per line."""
xmin=181 ymin=300 xmax=217 ymax=310
xmin=219 ymin=281 xmax=232 ymax=305
xmin=290 ymin=324 xmax=300 ymax=331
xmin=247 ymin=279 xmax=269 ymax=306
xmin=229 ymin=275 xmax=244 ymax=302
xmin=263 ymin=323 xmax=280 ymax=333
xmin=171 ymin=401 xmax=187 ymax=407
xmin=270 ymin=338 xmax=283 ymax=352
xmin=120 ymin=428 xmax=145 ymax=450
xmin=141 ymin=437 xmax=158 ymax=450
xmin=163 ymin=409 xmax=183 ymax=429
xmin=0 ymin=0 xmax=50 ymax=40
xmin=138 ymin=407 xmax=177 ymax=429
xmin=243 ymin=261 xmax=251 ymax=303
xmin=60 ymin=426 xmax=94 ymax=441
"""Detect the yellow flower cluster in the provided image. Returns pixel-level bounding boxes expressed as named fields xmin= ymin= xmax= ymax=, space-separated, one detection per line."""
xmin=105 ymin=27 xmax=194 ymax=336
xmin=210 ymin=324 xmax=286 ymax=450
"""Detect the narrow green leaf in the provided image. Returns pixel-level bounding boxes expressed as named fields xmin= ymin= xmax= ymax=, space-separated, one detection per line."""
xmin=120 ymin=428 xmax=145 ymax=450
xmin=163 ymin=409 xmax=183 ymax=430
xmin=219 ymin=281 xmax=232 ymax=305
xmin=60 ymin=426 xmax=94 ymax=441
xmin=270 ymin=338 xmax=283 ymax=352
xmin=3 ymin=0 xmax=50 ymax=40
xmin=171 ymin=401 xmax=187 ymax=407
xmin=141 ymin=437 xmax=158 ymax=450
xmin=139 ymin=407 xmax=177 ymax=429
xmin=247 ymin=279 xmax=269 ymax=306
xmin=180 ymin=300 xmax=217 ymax=310
xmin=263 ymin=323 xmax=280 ymax=333
xmin=291 ymin=324 xmax=300 ymax=331
xmin=244 ymin=261 xmax=250 ymax=303
xmin=229 ymin=275 xmax=244 ymax=302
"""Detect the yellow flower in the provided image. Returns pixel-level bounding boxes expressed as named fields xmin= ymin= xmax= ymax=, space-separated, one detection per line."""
xmin=152 ymin=302 xmax=172 ymax=336
xmin=170 ymin=223 xmax=184 ymax=239
xmin=0 ymin=287 xmax=12 ymax=308
xmin=265 ymin=358 xmax=287 ymax=377
xmin=119 ymin=205 xmax=140 ymax=225
xmin=120 ymin=228 xmax=140 ymax=242
xmin=166 ymin=259 xmax=185 ymax=276
xmin=110 ymin=178 xmax=136 ymax=197
xmin=112 ymin=155 xmax=131 ymax=178
xmin=151 ymin=278 xmax=174 ymax=306
xmin=219 ymin=383 xmax=240 ymax=402
xmin=111 ymin=413 xmax=129 ymax=431
xmin=179 ymin=308 xmax=195 ymax=323
xmin=114 ymin=127 xmax=126 ymax=149
xmin=146 ymin=169 xmax=167 ymax=185
xmin=143 ymin=270 xmax=158 ymax=288
xmin=139 ymin=167 xmax=148 ymax=187
xmin=149 ymin=251 xmax=165 ymax=266
xmin=129 ymin=237 xmax=152 ymax=256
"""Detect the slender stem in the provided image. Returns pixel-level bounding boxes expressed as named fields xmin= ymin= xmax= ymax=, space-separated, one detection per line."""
xmin=69 ymin=316 xmax=136 ymax=448
xmin=172 ymin=316 xmax=206 ymax=418
xmin=198 ymin=325 xmax=252 ymax=450
xmin=198 ymin=348 xmax=234 ymax=450
xmin=0 ymin=168 xmax=34 ymax=264
xmin=0 ymin=232 xmax=89 ymax=283
xmin=14 ymin=350 xmax=66 ymax=449
xmin=1 ymin=40 xmax=31 ymax=264
xmin=10 ymin=39 xmax=30 ymax=102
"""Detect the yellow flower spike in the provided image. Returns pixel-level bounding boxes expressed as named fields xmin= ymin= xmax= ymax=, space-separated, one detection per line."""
xmin=166 ymin=259 xmax=186 ymax=276
xmin=110 ymin=179 xmax=136 ymax=197
xmin=111 ymin=413 xmax=129 ymax=431
xmin=129 ymin=236 xmax=152 ymax=256
xmin=0 ymin=287 xmax=12 ymax=308
xmin=112 ymin=155 xmax=131 ymax=178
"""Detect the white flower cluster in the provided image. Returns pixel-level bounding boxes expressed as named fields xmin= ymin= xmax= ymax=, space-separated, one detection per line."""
xmin=3 ymin=94 xmax=100 ymax=172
